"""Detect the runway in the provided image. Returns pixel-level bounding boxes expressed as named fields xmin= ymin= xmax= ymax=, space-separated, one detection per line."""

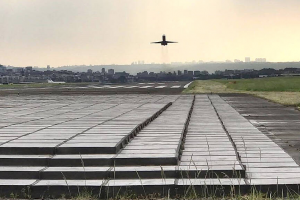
xmin=0 ymin=81 xmax=192 ymax=95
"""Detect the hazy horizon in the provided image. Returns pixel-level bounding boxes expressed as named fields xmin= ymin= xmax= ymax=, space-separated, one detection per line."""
xmin=1 ymin=0 xmax=300 ymax=68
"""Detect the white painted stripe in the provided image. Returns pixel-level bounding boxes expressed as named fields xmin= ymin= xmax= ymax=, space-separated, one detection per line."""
xmin=103 ymin=86 xmax=118 ymax=88
xmin=124 ymin=86 xmax=139 ymax=88
xmin=171 ymin=86 xmax=181 ymax=88
xmin=155 ymin=86 xmax=166 ymax=89
xmin=102 ymin=85 xmax=123 ymax=88
xmin=138 ymin=83 xmax=145 ymax=85
xmin=88 ymin=86 xmax=103 ymax=89
xmin=184 ymin=81 xmax=193 ymax=88
xmin=139 ymin=86 xmax=153 ymax=88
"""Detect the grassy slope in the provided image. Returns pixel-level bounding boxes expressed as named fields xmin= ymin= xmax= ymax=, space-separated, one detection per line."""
xmin=183 ymin=77 xmax=300 ymax=108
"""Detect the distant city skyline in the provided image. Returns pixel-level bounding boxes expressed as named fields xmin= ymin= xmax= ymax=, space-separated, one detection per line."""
xmin=1 ymin=0 xmax=300 ymax=67
xmin=1 ymin=56 xmax=272 ymax=69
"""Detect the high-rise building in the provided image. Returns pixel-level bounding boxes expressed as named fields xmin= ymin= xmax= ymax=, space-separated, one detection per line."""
xmin=87 ymin=69 xmax=93 ymax=74
xmin=184 ymin=70 xmax=188 ymax=75
xmin=108 ymin=69 xmax=114 ymax=75
xmin=47 ymin=65 xmax=50 ymax=70
xmin=245 ymin=57 xmax=250 ymax=62
xmin=188 ymin=71 xmax=194 ymax=76
xmin=177 ymin=70 xmax=182 ymax=76
xmin=101 ymin=68 xmax=106 ymax=74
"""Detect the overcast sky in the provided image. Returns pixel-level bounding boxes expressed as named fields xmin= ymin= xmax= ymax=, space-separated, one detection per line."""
xmin=1 ymin=0 xmax=300 ymax=67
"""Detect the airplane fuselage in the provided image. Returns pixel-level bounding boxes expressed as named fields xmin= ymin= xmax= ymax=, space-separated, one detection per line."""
xmin=162 ymin=35 xmax=167 ymax=46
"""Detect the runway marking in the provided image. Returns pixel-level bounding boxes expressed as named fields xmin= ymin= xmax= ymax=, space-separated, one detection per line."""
xmin=138 ymin=83 xmax=145 ymax=85
xmin=155 ymin=86 xmax=166 ymax=89
xmin=184 ymin=81 xmax=193 ymax=88
xmin=124 ymin=86 xmax=139 ymax=88
xmin=103 ymin=85 xmax=123 ymax=88
xmin=171 ymin=86 xmax=181 ymax=88
xmin=139 ymin=86 xmax=153 ymax=88
xmin=88 ymin=86 xmax=103 ymax=89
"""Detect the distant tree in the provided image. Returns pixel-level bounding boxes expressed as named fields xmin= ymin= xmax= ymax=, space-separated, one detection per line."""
xmin=118 ymin=76 xmax=127 ymax=83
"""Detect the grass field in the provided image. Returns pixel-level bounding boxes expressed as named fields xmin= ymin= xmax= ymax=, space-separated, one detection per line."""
xmin=215 ymin=77 xmax=300 ymax=92
xmin=183 ymin=77 xmax=300 ymax=108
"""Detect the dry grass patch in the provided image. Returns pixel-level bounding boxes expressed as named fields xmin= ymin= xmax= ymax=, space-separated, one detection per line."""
xmin=183 ymin=80 xmax=300 ymax=109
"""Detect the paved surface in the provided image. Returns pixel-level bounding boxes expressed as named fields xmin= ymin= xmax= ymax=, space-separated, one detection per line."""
xmin=0 ymin=94 xmax=299 ymax=197
xmin=220 ymin=94 xmax=300 ymax=167
xmin=0 ymin=81 xmax=191 ymax=95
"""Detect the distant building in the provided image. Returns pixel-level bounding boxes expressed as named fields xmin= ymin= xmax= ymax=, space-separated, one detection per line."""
xmin=194 ymin=71 xmax=200 ymax=76
xmin=184 ymin=70 xmax=188 ymax=75
xmin=108 ymin=69 xmax=114 ymax=75
xmin=47 ymin=65 xmax=51 ymax=70
xmin=87 ymin=69 xmax=93 ymax=74
xmin=25 ymin=66 xmax=33 ymax=72
xmin=101 ymin=68 xmax=106 ymax=74
xmin=0 ymin=65 xmax=6 ymax=73
xmin=188 ymin=71 xmax=193 ymax=76
xmin=177 ymin=70 xmax=182 ymax=76
xmin=283 ymin=68 xmax=300 ymax=74
xmin=255 ymin=58 xmax=267 ymax=62
xmin=245 ymin=57 xmax=251 ymax=62
xmin=215 ymin=70 xmax=224 ymax=75
xmin=114 ymin=71 xmax=129 ymax=79
xmin=234 ymin=59 xmax=242 ymax=63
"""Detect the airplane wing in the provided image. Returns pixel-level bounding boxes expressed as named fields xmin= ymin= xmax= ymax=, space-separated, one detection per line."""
xmin=151 ymin=41 xmax=162 ymax=44
xmin=166 ymin=41 xmax=178 ymax=43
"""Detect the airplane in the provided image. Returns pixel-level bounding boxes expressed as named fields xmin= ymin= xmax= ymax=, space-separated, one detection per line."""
xmin=151 ymin=35 xmax=177 ymax=46
xmin=47 ymin=79 xmax=66 ymax=84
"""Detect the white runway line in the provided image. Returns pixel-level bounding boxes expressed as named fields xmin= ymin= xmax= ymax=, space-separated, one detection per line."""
xmin=184 ymin=81 xmax=193 ymax=88
xmin=139 ymin=86 xmax=153 ymax=88
xmin=102 ymin=85 xmax=123 ymax=88
xmin=88 ymin=86 xmax=103 ymax=89
xmin=124 ymin=86 xmax=139 ymax=88
xmin=138 ymin=83 xmax=145 ymax=85
xmin=155 ymin=86 xmax=166 ymax=89
xmin=171 ymin=86 xmax=181 ymax=88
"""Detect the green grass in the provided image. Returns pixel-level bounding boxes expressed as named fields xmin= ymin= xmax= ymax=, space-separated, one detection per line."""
xmin=183 ymin=77 xmax=300 ymax=109
xmin=215 ymin=77 xmax=300 ymax=92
